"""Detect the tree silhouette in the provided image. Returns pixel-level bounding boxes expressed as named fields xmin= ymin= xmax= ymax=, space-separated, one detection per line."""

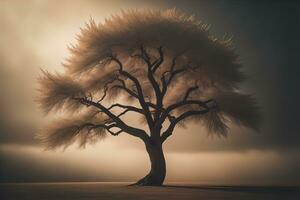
xmin=37 ymin=9 xmax=259 ymax=186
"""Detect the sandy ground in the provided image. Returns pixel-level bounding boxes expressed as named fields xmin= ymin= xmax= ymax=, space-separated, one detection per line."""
xmin=0 ymin=182 xmax=299 ymax=200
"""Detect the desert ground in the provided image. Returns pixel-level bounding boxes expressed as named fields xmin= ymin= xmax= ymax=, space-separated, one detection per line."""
xmin=0 ymin=182 xmax=299 ymax=200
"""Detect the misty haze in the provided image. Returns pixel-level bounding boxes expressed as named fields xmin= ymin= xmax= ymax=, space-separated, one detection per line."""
xmin=0 ymin=1 xmax=299 ymax=200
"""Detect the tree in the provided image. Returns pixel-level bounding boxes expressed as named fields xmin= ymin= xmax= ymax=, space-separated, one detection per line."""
xmin=37 ymin=9 xmax=259 ymax=186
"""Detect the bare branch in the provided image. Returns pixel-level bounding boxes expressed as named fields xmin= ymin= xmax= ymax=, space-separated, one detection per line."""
xmin=106 ymin=103 xmax=144 ymax=119
xmin=161 ymin=109 xmax=210 ymax=142
xmin=146 ymin=101 xmax=174 ymax=124
xmin=110 ymin=78 xmax=139 ymax=99
xmin=161 ymin=66 xmax=185 ymax=96
xmin=139 ymin=46 xmax=162 ymax=101
xmin=108 ymin=53 xmax=155 ymax=130
xmin=107 ymin=103 xmax=143 ymax=113
xmin=139 ymin=46 xmax=165 ymax=127
xmin=73 ymin=97 xmax=149 ymax=141
xmin=160 ymin=51 xmax=189 ymax=98
xmin=97 ymin=76 xmax=120 ymax=102
xmin=182 ymin=85 xmax=199 ymax=101
xmin=167 ymin=68 xmax=185 ymax=85
xmin=151 ymin=46 xmax=164 ymax=73
xmin=77 ymin=122 xmax=123 ymax=136
xmin=159 ymin=99 xmax=210 ymax=125
xmin=160 ymin=98 xmax=219 ymax=142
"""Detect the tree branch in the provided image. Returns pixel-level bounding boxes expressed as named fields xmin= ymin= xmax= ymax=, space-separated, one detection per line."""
xmin=108 ymin=54 xmax=154 ymax=131
xmin=73 ymin=97 xmax=149 ymax=142
xmin=106 ymin=103 xmax=144 ymax=115
xmin=160 ymin=98 xmax=218 ymax=143
xmin=111 ymin=84 xmax=139 ymax=99
xmin=77 ymin=122 xmax=123 ymax=136
xmin=151 ymin=46 xmax=164 ymax=73
xmin=139 ymin=46 xmax=162 ymax=103
xmin=183 ymin=85 xmax=199 ymax=101
xmin=159 ymin=99 xmax=210 ymax=126
xmin=97 ymin=76 xmax=121 ymax=103
xmin=139 ymin=46 xmax=164 ymax=127
xmin=161 ymin=109 xmax=210 ymax=143
xmin=160 ymin=54 xmax=187 ymax=96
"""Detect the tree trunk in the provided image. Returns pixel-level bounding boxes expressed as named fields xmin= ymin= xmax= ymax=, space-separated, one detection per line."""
xmin=132 ymin=140 xmax=166 ymax=186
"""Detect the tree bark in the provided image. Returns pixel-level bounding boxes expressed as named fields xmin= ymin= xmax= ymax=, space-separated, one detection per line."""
xmin=132 ymin=139 xmax=166 ymax=186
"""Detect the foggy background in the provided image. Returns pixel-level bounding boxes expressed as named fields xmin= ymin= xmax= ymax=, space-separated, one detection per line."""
xmin=0 ymin=0 xmax=299 ymax=185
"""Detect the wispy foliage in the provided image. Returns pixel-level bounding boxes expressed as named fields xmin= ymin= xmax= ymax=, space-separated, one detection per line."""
xmin=215 ymin=92 xmax=260 ymax=131
xmin=37 ymin=9 xmax=260 ymax=148
xmin=37 ymin=108 xmax=107 ymax=149
xmin=200 ymin=110 xmax=229 ymax=136
xmin=37 ymin=70 xmax=84 ymax=114
xmin=63 ymin=9 xmax=243 ymax=91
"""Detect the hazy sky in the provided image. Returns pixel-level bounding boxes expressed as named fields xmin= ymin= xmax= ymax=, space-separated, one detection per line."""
xmin=0 ymin=0 xmax=299 ymax=185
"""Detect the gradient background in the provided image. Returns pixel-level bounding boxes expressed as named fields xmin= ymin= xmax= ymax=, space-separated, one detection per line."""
xmin=0 ymin=0 xmax=299 ymax=185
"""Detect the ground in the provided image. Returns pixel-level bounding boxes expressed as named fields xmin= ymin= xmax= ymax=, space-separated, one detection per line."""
xmin=0 ymin=182 xmax=299 ymax=200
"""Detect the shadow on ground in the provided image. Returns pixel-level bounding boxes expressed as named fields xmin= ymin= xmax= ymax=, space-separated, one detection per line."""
xmin=1 ymin=182 xmax=299 ymax=200
xmin=164 ymin=184 xmax=300 ymax=194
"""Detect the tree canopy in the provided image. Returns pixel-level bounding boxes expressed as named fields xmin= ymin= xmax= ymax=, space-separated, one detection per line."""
xmin=37 ymin=9 xmax=259 ymax=149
